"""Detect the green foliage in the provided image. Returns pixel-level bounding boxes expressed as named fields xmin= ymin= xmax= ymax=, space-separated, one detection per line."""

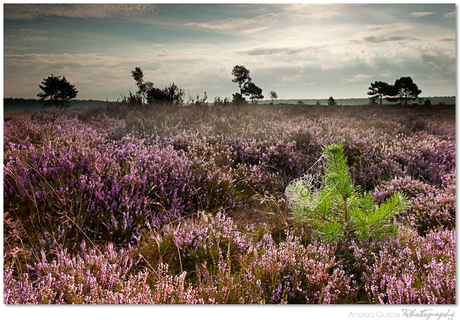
xmin=37 ymin=74 xmax=78 ymax=109
xmin=285 ymin=143 xmax=407 ymax=243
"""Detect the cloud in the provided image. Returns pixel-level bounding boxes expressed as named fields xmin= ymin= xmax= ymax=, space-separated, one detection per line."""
xmin=365 ymin=24 xmax=393 ymax=30
xmin=438 ymin=33 xmax=456 ymax=42
xmin=185 ymin=13 xmax=275 ymax=30
xmin=362 ymin=36 xmax=420 ymax=43
xmin=235 ymin=45 xmax=322 ymax=56
xmin=280 ymin=3 xmax=339 ymax=14
xmin=421 ymin=53 xmax=456 ymax=74
xmin=3 ymin=28 xmax=55 ymax=52
xmin=443 ymin=10 xmax=455 ymax=18
xmin=320 ymin=63 xmax=345 ymax=70
xmin=155 ymin=49 xmax=185 ymax=57
xmin=281 ymin=3 xmax=341 ymax=23
xmin=289 ymin=10 xmax=338 ymax=22
xmin=364 ymin=23 xmax=408 ymax=31
xmin=4 ymin=53 xmax=125 ymax=69
xmin=408 ymin=12 xmax=434 ymax=18
xmin=352 ymin=23 xmax=416 ymax=42
xmin=5 ymin=28 xmax=51 ymax=42
xmin=241 ymin=27 xmax=270 ymax=34
xmin=346 ymin=74 xmax=372 ymax=82
xmin=4 ymin=4 xmax=158 ymax=20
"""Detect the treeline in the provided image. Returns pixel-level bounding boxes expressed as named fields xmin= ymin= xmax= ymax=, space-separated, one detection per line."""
xmin=123 ymin=65 xmax=266 ymax=108
xmin=3 ymin=98 xmax=112 ymax=112
xmin=259 ymin=96 xmax=456 ymax=106
xmin=4 ymin=96 xmax=455 ymax=112
xmin=5 ymin=66 xmax=455 ymax=112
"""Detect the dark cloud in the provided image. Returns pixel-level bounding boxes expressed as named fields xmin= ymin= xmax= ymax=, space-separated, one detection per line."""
xmin=362 ymin=36 xmax=420 ymax=43
xmin=4 ymin=4 xmax=158 ymax=20
xmin=439 ymin=37 xmax=455 ymax=42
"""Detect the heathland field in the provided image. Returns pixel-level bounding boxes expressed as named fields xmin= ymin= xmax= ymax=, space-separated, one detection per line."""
xmin=3 ymin=102 xmax=455 ymax=304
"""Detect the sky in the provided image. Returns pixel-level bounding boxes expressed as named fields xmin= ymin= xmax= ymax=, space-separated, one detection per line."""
xmin=2 ymin=2 xmax=457 ymax=101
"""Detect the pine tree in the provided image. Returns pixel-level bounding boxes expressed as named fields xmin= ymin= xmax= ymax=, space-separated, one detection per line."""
xmin=37 ymin=75 xmax=78 ymax=109
xmin=285 ymin=143 xmax=407 ymax=242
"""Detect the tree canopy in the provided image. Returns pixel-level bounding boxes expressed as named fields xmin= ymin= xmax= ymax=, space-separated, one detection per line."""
xmin=131 ymin=67 xmax=154 ymax=104
xmin=390 ymin=77 xmax=422 ymax=105
xmin=327 ymin=96 xmax=337 ymax=106
xmin=243 ymin=82 xmax=264 ymax=103
xmin=130 ymin=67 xmax=184 ymax=107
xmin=231 ymin=65 xmax=264 ymax=104
xmin=367 ymin=81 xmax=394 ymax=105
xmin=231 ymin=65 xmax=251 ymax=94
xmin=37 ymin=74 xmax=78 ymax=109
xmin=269 ymin=91 xmax=278 ymax=104
xmin=368 ymin=77 xmax=422 ymax=105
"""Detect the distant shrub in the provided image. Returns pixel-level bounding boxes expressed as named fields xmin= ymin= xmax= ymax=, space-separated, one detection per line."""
xmin=213 ymin=96 xmax=230 ymax=108
xmin=232 ymin=92 xmax=246 ymax=104
xmin=327 ymin=96 xmax=337 ymax=106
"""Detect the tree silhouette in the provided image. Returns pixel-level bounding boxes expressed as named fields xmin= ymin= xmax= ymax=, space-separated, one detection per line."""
xmin=161 ymin=83 xmax=185 ymax=106
xmin=232 ymin=92 xmax=246 ymax=104
xmin=147 ymin=83 xmax=184 ymax=106
xmin=243 ymin=82 xmax=264 ymax=103
xmin=130 ymin=67 xmax=184 ymax=106
xmin=389 ymin=77 xmax=422 ymax=105
xmin=231 ymin=65 xmax=251 ymax=95
xmin=131 ymin=67 xmax=154 ymax=104
xmin=269 ymin=91 xmax=278 ymax=104
xmin=37 ymin=75 xmax=78 ymax=109
xmin=367 ymin=81 xmax=394 ymax=105
xmin=131 ymin=67 xmax=144 ymax=87
xmin=327 ymin=96 xmax=337 ymax=106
